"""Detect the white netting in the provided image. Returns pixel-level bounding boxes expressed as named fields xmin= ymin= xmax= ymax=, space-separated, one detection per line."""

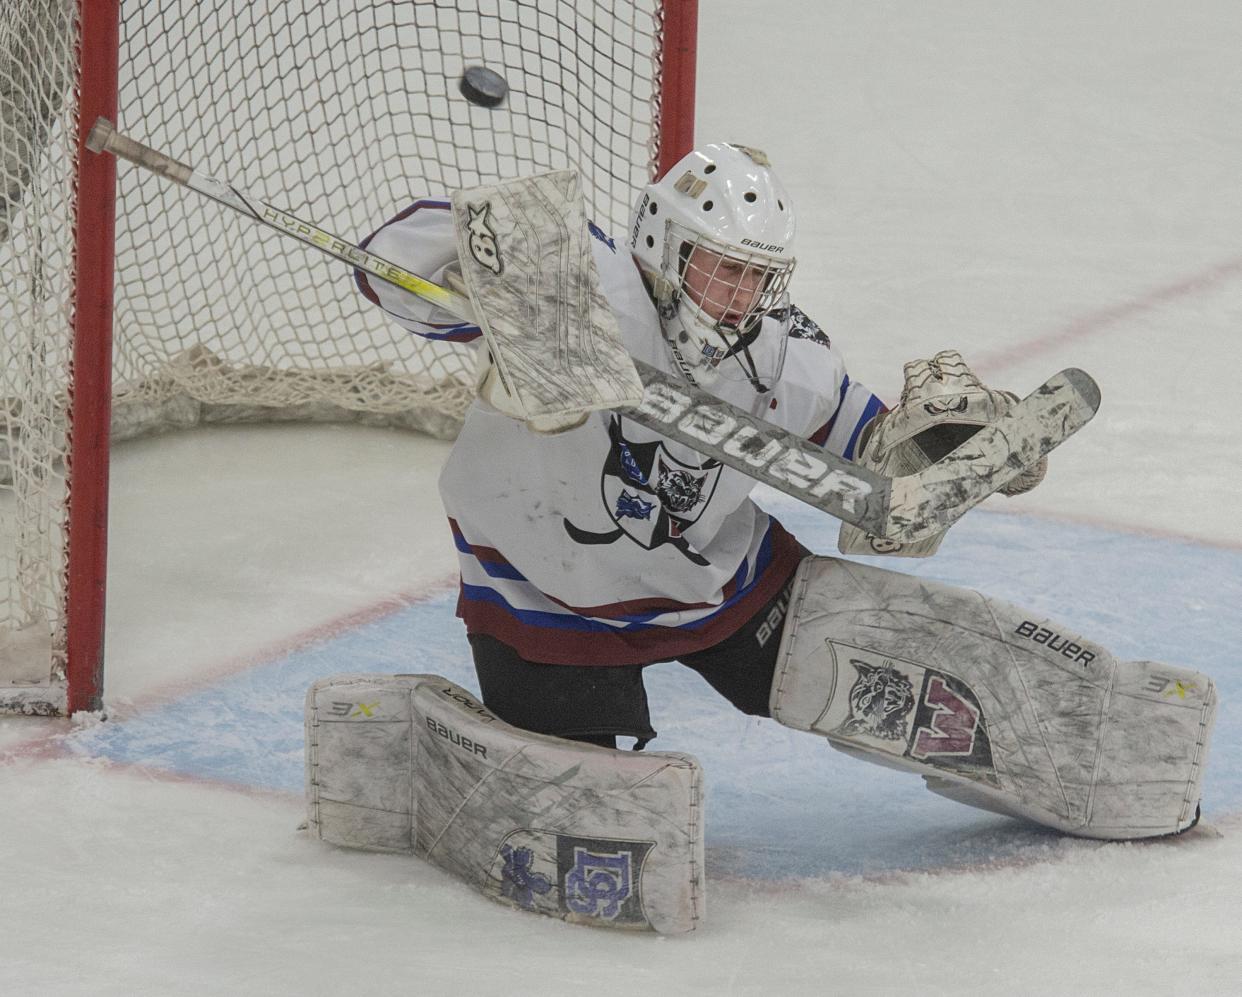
xmin=0 ymin=0 xmax=76 ymax=705
xmin=0 ymin=0 xmax=672 ymax=709
xmin=112 ymin=0 xmax=666 ymax=438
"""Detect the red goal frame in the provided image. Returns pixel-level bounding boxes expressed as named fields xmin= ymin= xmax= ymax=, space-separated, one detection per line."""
xmin=65 ymin=0 xmax=697 ymax=714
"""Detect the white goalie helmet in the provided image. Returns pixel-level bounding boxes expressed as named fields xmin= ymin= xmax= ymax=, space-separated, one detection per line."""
xmin=629 ymin=142 xmax=796 ymax=388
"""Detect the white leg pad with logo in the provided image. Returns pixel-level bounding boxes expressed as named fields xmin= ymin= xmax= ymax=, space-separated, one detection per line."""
xmin=770 ymin=557 xmax=1217 ymax=839
xmin=305 ymin=674 xmax=703 ymax=933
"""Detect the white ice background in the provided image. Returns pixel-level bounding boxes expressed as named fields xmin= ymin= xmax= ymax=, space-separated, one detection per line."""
xmin=3 ymin=2 xmax=1241 ymax=994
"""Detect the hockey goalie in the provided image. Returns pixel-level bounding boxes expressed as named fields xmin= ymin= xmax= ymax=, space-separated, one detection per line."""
xmin=305 ymin=143 xmax=1216 ymax=932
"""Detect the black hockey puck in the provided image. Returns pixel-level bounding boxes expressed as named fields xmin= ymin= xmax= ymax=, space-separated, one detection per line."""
xmin=459 ymin=66 xmax=509 ymax=108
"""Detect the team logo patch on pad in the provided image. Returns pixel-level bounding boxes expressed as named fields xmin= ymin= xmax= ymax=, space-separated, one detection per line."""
xmin=499 ymin=844 xmax=553 ymax=909
xmin=820 ymin=643 xmax=998 ymax=786
xmin=909 ymin=672 xmax=995 ymax=779
xmin=833 ymin=661 xmax=915 ymax=741
xmin=488 ymin=830 xmax=655 ymax=928
xmin=558 ymin=835 xmax=653 ymax=924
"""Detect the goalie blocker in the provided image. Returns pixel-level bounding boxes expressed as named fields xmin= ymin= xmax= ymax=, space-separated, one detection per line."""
xmin=305 ymin=674 xmax=704 ymax=933
xmin=771 ymin=556 xmax=1217 ymax=839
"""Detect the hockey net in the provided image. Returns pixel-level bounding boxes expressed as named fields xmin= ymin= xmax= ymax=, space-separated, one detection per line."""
xmin=0 ymin=0 xmax=695 ymax=714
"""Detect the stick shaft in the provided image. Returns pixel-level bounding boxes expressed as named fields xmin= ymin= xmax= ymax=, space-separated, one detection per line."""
xmin=86 ymin=117 xmax=890 ymax=527
xmin=87 ymin=118 xmax=471 ymax=319
xmin=85 ymin=118 xmax=1096 ymax=541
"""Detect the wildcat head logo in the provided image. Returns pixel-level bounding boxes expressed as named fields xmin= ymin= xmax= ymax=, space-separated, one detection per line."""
xmin=834 ymin=660 xmax=916 ymax=741
xmin=466 ymin=202 xmax=503 ymax=275
xmin=563 ymin=416 xmax=721 ymax=565
xmin=656 ymin=469 xmax=707 ymax=514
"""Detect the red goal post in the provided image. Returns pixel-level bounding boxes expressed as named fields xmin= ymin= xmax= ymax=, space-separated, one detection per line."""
xmin=0 ymin=0 xmax=697 ymax=715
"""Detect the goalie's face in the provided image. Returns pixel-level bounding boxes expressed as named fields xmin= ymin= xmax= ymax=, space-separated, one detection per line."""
xmin=681 ymin=244 xmax=768 ymax=328
xmin=670 ymin=232 xmax=795 ymax=378
xmin=648 ymin=232 xmax=795 ymax=388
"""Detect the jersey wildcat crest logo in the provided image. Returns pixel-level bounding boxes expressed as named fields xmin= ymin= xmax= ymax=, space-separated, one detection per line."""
xmin=465 ymin=201 xmax=503 ymax=275
xmin=563 ymin=415 xmax=721 ymax=565
xmin=657 ymin=468 xmax=709 ymax=513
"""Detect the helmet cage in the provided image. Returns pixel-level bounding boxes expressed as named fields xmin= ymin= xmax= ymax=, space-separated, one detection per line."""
xmin=664 ymin=223 xmax=796 ymax=365
xmin=628 ymin=142 xmax=797 ymax=387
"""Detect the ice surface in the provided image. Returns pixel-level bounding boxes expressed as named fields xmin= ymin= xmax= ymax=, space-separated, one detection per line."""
xmin=3 ymin=1 xmax=1241 ymax=993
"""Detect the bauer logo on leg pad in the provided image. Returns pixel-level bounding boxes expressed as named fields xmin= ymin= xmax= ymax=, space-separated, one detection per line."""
xmin=1013 ymin=620 xmax=1097 ymax=668
xmin=755 ymin=589 xmax=792 ymax=649
xmin=821 ymin=644 xmax=997 ymax=786
xmin=424 ymin=715 xmax=489 ymax=758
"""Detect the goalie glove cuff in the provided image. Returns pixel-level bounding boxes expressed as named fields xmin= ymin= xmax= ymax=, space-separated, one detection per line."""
xmin=473 ymin=348 xmax=590 ymax=434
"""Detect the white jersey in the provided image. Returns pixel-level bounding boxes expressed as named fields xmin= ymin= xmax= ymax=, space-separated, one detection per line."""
xmin=356 ymin=200 xmax=885 ymax=665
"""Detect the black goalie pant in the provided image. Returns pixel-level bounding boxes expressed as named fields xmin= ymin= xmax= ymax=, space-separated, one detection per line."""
xmin=469 ymin=571 xmax=799 ymax=750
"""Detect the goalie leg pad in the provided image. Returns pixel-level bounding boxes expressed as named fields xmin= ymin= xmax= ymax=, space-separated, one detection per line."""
xmin=305 ymin=674 xmax=704 ymax=933
xmin=770 ymin=557 xmax=1217 ymax=839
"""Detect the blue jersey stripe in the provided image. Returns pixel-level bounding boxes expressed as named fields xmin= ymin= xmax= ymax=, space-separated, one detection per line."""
xmin=844 ymin=394 xmax=886 ymax=461
xmin=458 ymin=523 xmax=776 ymax=629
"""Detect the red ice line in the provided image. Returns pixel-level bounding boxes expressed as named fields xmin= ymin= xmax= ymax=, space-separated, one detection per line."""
xmin=119 ymin=573 xmax=459 ymax=712
xmin=968 ymin=255 xmax=1242 ymax=547
xmin=973 ymin=256 xmax=1242 ymax=377
xmin=8 ymin=260 xmax=1241 ymax=766
xmin=978 ymin=505 xmax=1242 ymax=553
xmin=0 ymin=574 xmax=458 ymax=763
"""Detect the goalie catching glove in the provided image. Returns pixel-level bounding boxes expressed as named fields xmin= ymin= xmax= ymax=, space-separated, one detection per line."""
xmin=838 ymin=350 xmax=1048 ymax=558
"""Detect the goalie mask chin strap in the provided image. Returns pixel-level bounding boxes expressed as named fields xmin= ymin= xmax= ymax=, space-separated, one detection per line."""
xmin=719 ymin=324 xmax=770 ymax=394
xmin=642 ymin=261 xmax=774 ymax=395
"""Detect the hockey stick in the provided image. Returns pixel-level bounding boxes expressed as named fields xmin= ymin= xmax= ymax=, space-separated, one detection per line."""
xmin=86 ymin=118 xmax=1099 ymax=542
